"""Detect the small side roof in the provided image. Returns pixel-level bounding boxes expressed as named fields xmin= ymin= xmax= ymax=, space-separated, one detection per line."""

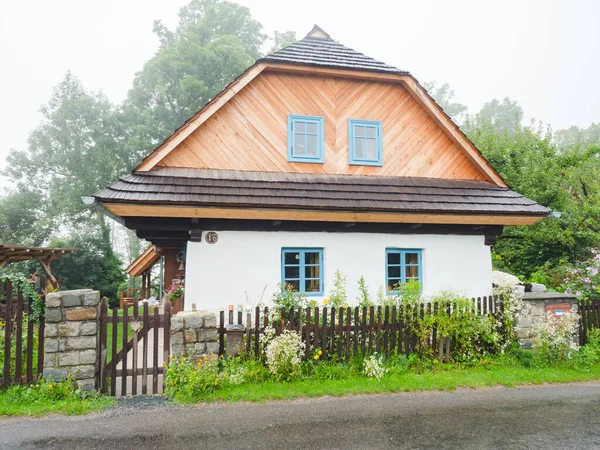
xmin=125 ymin=245 xmax=162 ymax=277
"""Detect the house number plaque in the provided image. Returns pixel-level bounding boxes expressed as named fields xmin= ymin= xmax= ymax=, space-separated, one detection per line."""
xmin=205 ymin=231 xmax=219 ymax=244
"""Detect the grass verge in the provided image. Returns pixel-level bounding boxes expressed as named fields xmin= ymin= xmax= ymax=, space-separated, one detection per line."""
xmin=171 ymin=361 xmax=600 ymax=404
xmin=0 ymin=383 xmax=116 ymax=418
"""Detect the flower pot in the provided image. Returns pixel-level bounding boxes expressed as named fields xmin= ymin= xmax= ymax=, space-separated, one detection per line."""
xmin=171 ymin=296 xmax=184 ymax=314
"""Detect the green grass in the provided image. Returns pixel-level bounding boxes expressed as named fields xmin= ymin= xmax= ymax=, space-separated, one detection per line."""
xmin=0 ymin=384 xmax=116 ymax=417
xmin=171 ymin=361 xmax=600 ymax=404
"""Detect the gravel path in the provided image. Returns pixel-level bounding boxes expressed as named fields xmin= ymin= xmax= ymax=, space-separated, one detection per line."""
xmin=2 ymin=383 xmax=600 ymax=449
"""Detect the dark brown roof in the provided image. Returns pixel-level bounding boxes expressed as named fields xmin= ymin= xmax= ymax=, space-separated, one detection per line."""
xmin=259 ymin=25 xmax=407 ymax=75
xmin=94 ymin=168 xmax=549 ymax=216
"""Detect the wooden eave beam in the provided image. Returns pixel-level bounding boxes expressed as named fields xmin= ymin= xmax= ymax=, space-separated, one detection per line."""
xmin=104 ymin=203 xmax=546 ymax=227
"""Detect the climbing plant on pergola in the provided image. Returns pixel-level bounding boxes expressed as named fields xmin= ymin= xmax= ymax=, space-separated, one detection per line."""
xmin=0 ymin=243 xmax=76 ymax=288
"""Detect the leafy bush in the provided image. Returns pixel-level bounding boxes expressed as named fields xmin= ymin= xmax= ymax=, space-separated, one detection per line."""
xmin=574 ymin=329 xmax=600 ymax=369
xmin=327 ymin=270 xmax=348 ymax=309
xmin=263 ymin=329 xmax=304 ymax=381
xmin=164 ymin=355 xmax=221 ymax=401
xmin=533 ymin=311 xmax=580 ymax=364
xmin=560 ymin=250 xmax=600 ymax=301
xmin=356 ymin=276 xmax=373 ymax=308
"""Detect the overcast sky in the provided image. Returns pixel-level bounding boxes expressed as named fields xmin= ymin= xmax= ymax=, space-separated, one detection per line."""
xmin=1 ymin=0 xmax=598 ymax=187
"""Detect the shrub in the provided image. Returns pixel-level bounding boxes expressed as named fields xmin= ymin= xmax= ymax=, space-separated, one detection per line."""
xmin=560 ymin=250 xmax=600 ymax=301
xmin=575 ymin=329 xmax=600 ymax=369
xmin=164 ymin=355 xmax=221 ymax=401
xmin=312 ymin=361 xmax=350 ymax=381
xmin=328 ymin=270 xmax=348 ymax=309
xmin=264 ymin=329 xmax=304 ymax=381
xmin=363 ymin=353 xmax=387 ymax=381
xmin=356 ymin=276 xmax=373 ymax=308
xmin=533 ymin=311 xmax=579 ymax=364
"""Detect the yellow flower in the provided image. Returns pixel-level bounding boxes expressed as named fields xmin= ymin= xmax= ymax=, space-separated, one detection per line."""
xmin=163 ymin=361 xmax=167 ymax=368
xmin=182 ymin=357 xmax=187 ymax=362
xmin=313 ymin=354 xmax=319 ymax=360
xmin=318 ymin=350 xmax=322 ymax=356
xmin=203 ymin=356 xmax=209 ymax=361
xmin=49 ymin=385 xmax=53 ymax=390
xmin=197 ymin=361 xmax=203 ymax=367
xmin=323 ymin=298 xmax=329 ymax=305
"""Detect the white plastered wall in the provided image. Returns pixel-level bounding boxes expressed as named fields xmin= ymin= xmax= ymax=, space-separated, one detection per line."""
xmin=184 ymin=231 xmax=492 ymax=312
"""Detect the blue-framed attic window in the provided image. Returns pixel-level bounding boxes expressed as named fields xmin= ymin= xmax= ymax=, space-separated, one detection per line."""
xmin=386 ymin=249 xmax=422 ymax=292
xmin=288 ymin=115 xmax=324 ymax=163
xmin=281 ymin=248 xmax=324 ymax=296
xmin=349 ymin=119 xmax=382 ymax=166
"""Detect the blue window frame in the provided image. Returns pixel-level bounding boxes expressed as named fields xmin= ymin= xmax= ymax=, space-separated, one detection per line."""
xmin=348 ymin=119 xmax=382 ymax=166
xmin=281 ymin=248 xmax=324 ymax=296
xmin=288 ymin=115 xmax=324 ymax=163
xmin=385 ymin=249 xmax=422 ymax=292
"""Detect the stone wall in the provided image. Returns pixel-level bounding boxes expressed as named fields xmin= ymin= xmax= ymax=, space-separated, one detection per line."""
xmin=43 ymin=290 xmax=100 ymax=390
xmin=517 ymin=292 xmax=579 ymax=349
xmin=171 ymin=311 xmax=219 ymax=358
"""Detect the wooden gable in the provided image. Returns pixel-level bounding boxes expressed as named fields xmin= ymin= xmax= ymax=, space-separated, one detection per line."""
xmin=155 ymin=69 xmax=491 ymax=182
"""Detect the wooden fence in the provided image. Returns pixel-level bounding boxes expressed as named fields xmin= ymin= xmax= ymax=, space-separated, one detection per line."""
xmin=219 ymin=295 xmax=505 ymax=361
xmin=579 ymin=299 xmax=600 ymax=345
xmin=0 ymin=277 xmax=46 ymax=387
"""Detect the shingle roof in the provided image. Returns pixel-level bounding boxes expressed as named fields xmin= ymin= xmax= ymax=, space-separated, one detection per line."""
xmin=94 ymin=168 xmax=549 ymax=217
xmin=259 ymin=25 xmax=407 ymax=75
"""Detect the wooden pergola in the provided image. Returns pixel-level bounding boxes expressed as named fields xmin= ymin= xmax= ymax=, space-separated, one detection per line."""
xmin=0 ymin=244 xmax=76 ymax=288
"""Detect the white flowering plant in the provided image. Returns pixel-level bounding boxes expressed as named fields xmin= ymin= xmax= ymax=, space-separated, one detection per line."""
xmin=533 ymin=311 xmax=580 ymax=363
xmin=363 ymin=353 xmax=387 ymax=381
xmin=263 ymin=329 xmax=305 ymax=381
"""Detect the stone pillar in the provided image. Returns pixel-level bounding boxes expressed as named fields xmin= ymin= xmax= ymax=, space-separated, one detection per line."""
xmin=43 ymin=289 xmax=100 ymax=390
xmin=517 ymin=292 xmax=579 ymax=349
xmin=171 ymin=311 xmax=218 ymax=359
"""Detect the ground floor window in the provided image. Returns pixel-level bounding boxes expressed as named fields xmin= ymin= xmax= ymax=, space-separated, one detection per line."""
xmin=386 ymin=248 xmax=422 ymax=292
xmin=281 ymin=248 xmax=323 ymax=295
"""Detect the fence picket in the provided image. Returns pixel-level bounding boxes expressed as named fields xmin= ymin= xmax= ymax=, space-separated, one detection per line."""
xmin=111 ymin=308 xmax=118 ymax=396
xmin=121 ymin=305 xmax=128 ymax=396
xmin=153 ymin=307 xmax=159 ymax=394
xmin=142 ymin=302 xmax=149 ymax=395
xmin=14 ymin=290 xmax=24 ymax=383
xmin=304 ymin=308 xmax=311 ymax=360
xmin=26 ymin=300 xmax=34 ymax=383
xmin=2 ymin=282 xmax=12 ymax=387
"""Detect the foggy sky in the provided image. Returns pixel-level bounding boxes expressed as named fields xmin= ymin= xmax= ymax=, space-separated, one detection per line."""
xmin=1 ymin=0 xmax=598 ymax=187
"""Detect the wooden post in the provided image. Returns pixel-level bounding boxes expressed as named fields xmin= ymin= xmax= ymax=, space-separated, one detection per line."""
xmin=2 ymin=281 xmax=12 ymax=387
xmin=110 ymin=308 xmax=118 ymax=396
xmin=153 ymin=307 xmax=159 ymax=394
xmin=121 ymin=305 xmax=129 ymax=396
xmin=14 ymin=289 xmax=24 ymax=383
xmin=142 ymin=302 xmax=149 ymax=395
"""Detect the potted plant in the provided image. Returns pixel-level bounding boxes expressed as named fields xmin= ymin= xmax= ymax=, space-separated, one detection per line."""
xmin=168 ymin=284 xmax=185 ymax=314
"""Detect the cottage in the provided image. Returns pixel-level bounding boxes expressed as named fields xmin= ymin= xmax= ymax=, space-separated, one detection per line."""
xmin=93 ymin=26 xmax=548 ymax=310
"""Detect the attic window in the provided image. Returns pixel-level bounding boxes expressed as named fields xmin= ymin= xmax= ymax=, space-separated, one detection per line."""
xmin=349 ymin=119 xmax=382 ymax=166
xmin=288 ymin=115 xmax=324 ymax=163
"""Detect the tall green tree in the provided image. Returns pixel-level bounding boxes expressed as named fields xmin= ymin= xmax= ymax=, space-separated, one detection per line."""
xmin=0 ymin=190 xmax=51 ymax=245
xmin=269 ymin=30 xmax=297 ymax=53
xmin=423 ymin=81 xmax=468 ymax=124
xmin=125 ymin=0 xmax=267 ymax=146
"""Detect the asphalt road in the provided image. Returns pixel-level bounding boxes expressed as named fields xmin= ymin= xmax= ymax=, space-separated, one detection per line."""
xmin=2 ymin=383 xmax=600 ymax=449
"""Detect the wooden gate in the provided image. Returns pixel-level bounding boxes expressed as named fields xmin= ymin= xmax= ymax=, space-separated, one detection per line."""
xmin=1 ymin=276 xmax=46 ymax=388
xmin=98 ymin=298 xmax=171 ymax=396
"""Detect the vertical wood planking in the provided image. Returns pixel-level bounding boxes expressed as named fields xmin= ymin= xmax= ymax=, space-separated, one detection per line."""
xmin=383 ymin=306 xmax=390 ymax=355
xmin=121 ymin=305 xmax=129 ymax=396
xmin=2 ymin=282 xmax=12 ymax=387
xmin=98 ymin=298 xmax=108 ymax=393
xmin=375 ymin=306 xmax=382 ymax=353
xmin=337 ymin=307 xmax=344 ymax=359
xmin=368 ymin=306 xmax=375 ymax=355
xmin=132 ymin=299 xmax=139 ymax=396
xmin=153 ymin=307 xmax=159 ymax=394
xmin=329 ymin=308 xmax=336 ymax=356
xmin=321 ymin=308 xmax=328 ymax=360
xmin=254 ymin=306 xmax=260 ymax=358
xmin=26 ymin=300 xmax=34 ymax=383
xmin=219 ymin=310 xmax=225 ymax=356
xmin=37 ymin=275 xmax=46 ymax=379
xmin=313 ymin=307 xmax=319 ymax=354
xmin=353 ymin=307 xmax=359 ymax=355
xmin=391 ymin=306 xmax=397 ymax=356
xmin=246 ymin=310 xmax=252 ymax=355
xmin=304 ymin=308 xmax=312 ymax=360
xmin=345 ymin=307 xmax=351 ymax=360
xmin=142 ymin=302 xmax=149 ymax=395
xmin=110 ymin=308 xmax=118 ymax=396
xmin=361 ymin=307 xmax=367 ymax=355
xmin=14 ymin=290 xmax=24 ymax=383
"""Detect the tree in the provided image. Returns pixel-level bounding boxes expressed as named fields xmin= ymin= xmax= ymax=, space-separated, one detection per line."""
xmin=125 ymin=0 xmax=267 ymax=146
xmin=3 ymin=72 xmax=134 ymax=223
xmin=472 ymin=97 xmax=524 ymax=137
xmin=423 ymin=81 xmax=468 ymax=124
xmin=49 ymin=220 xmax=126 ymax=305
xmin=269 ymin=30 xmax=297 ymax=53
xmin=0 ymin=190 xmax=51 ymax=246
xmin=555 ymin=123 xmax=600 ymax=152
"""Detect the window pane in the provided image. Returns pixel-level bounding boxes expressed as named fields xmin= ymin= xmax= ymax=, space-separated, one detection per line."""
xmin=387 ymin=252 xmax=400 ymax=265
xmin=354 ymin=138 xmax=364 ymax=159
xmin=285 ymin=266 xmax=300 ymax=279
xmin=387 ymin=266 xmax=401 ymax=278
xmin=295 ymin=121 xmax=305 ymax=133
xmin=405 ymin=253 xmax=419 ymax=265
xmin=305 ymin=252 xmax=320 ymax=265
xmin=305 ymin=279 xmax=321 ymax=293
xmin=406 ymin=265 xmax=419 ymax=278
xmin=366 ymin=126 xmax=376 ymax=138
xmin=388 ymin=279 xmax=401 ymax=291
xmin=355 ymin=125 xmax=365 ymax=137
xmin=306 ymin=135 xmax=318 ymax=156
xmin=286 ymin=279 xmax=300 ymax=292
xmin=365 ymin=139 xmax=377 ymax=159
xmin=284 ymin=252 xmax=300 ymax=265
xmin=294 ymin=134 xmax=306 ymax=155
xmin=307 ymin=122 xmax=317 ymax=134
xmin=305 ymin=265 xmax=320 ymax=279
